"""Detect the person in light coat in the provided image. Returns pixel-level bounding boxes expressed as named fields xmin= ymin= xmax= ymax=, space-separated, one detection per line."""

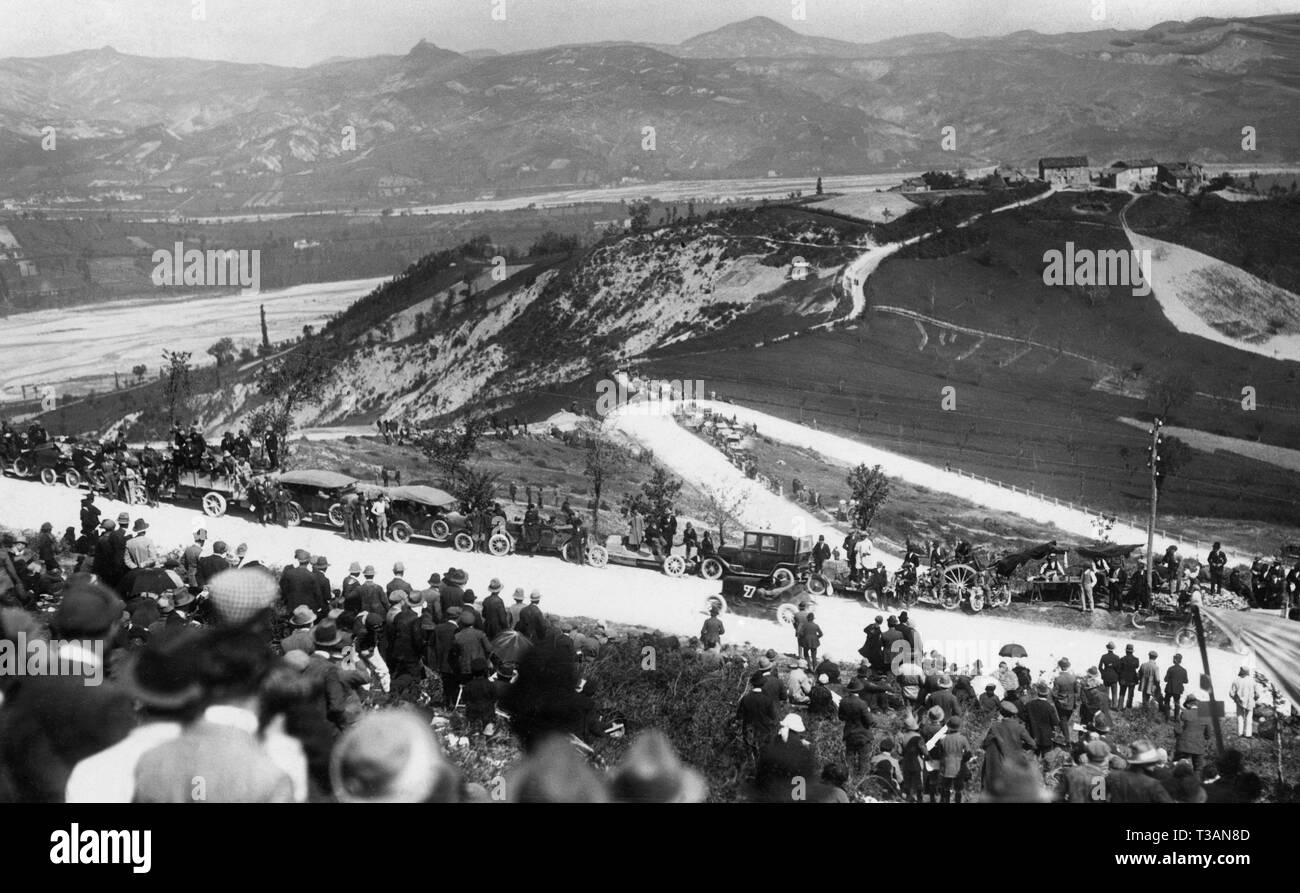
xmin=1228 ymin=667 xmax=1257 ymax=739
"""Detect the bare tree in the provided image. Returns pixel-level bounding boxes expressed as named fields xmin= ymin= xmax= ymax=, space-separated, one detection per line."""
xmin=699 ymin=481 xmax=749 ymax=543
xmin=161 ymin=349 xmax=192 ymax=424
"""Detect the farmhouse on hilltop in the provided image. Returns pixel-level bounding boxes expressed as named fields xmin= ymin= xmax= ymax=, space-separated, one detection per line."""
xmin=1037 ymin=156 xmax=1090 ymax=187
xmin=1158 ymin=161 xmax=1206 ymax=194
xmin=1102 ymin=158 xmax=1159 ymax=191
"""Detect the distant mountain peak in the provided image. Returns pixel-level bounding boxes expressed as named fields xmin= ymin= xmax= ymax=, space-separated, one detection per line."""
xmin=402 ymin=38 xmax=463 ymax=68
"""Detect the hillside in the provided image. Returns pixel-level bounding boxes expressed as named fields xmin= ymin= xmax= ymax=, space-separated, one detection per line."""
xmin=2 ymin=14 xmax=1299 ymax=210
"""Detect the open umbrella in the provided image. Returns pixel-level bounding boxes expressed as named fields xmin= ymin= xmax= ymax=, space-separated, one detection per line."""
xmin=970 ymin=675 xmax=1004 ymax=699
xmin=490 ymin=629 xmax=532 ymax=666
xmin=129 ymin=567 xmax=185 ymax=598
xmin=998 ymin=643 xmax=1028 ymax=659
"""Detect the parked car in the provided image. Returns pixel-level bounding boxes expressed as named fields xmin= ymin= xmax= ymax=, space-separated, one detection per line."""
xmin=699 ymin=530 xmax=827 ymax=593
xmin=273 ymin=469 xmax=361 ymax=527
xmin=385 ymin=484 xmax=466 ymax=546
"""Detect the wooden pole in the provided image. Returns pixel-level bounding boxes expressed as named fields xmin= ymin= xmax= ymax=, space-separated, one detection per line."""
xmin=1145 ymin=420 xmax=1162 ymax=596
xmin=1192 ymin=605 xmax=1225 ymax=755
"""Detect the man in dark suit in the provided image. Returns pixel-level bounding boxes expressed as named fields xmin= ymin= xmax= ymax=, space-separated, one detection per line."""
xmin=1117 ymin=644 xmax=1141 ymax=709
xmin=385 ymin=591 xmax=426 ymax=688
xmin=516 ymin=590 xmax=548 ymax=642
xmin=838 ymin=679 xmax=874 ymax=772
xmin=0 ymin=580 xmax=134 ymax=801
xmin=1164 ymin=654 xmax=1189 ymax=721
xmin=1022 ymin=681 xmax=1061 ymax=756
xmin=79 ymin=493 xmax=101 ymax=540
xmin=438 ymin=568 xmax=466 ymax=615
xmin=736 ymin=673 xmax=780 ymax=758
xmin=357 ymin=566 xmax=386 ymax=616
xmin=1052 ymin=658 xmax=1081 ymax=743
xmin=427 ymin=607 xmax=460 ymax=709
xmin=279 ymin=549 xmax=319 ymax=614
xmin=1099 ymin=641 xmax=1122 ymax=709
xmin=480 ymin=578 xmax=510 ymax=639
xmin=310 ymin=556 xmax=333 ymax=610
xmin=925 ymin=676 xmax=962 ymax=722
xmin=196 ymin=541 xmax=232 ymax=588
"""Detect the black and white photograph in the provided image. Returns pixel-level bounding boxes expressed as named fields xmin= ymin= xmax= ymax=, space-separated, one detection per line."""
xmin=0 ymin=0 xmax=1298 ymax=848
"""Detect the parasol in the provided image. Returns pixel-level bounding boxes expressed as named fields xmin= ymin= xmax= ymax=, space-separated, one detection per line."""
xmin=490 ymin=629 xmax=533 ymax=665
xmin=970 ymin=675 xmax=1004 ymax=699
xmin=130 ymin=568 xmax=185 ymax=598
xmin=998 ymin=643 xmax=1028 ymax=658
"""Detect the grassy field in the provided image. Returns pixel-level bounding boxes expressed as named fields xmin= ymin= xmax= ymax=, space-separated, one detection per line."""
xmin=630 ymin=191 xmax=1300 ymax=533
xmin=1126 ymin=191 xmax=1300 ymax=295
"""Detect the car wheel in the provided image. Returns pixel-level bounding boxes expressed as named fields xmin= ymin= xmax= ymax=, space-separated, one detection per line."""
xmin=776 ymin=603 xmax=801 ymax=626
xmin=771 ymin=567 xmax=795 ymax=589
xmin=586 ymin=545 xmax=609 ymax=568
xmin=390 ymin=521 xmax=413 ymax=544
xmin=453 ymin=532 xmax=474 ymax=552
xmin=39 ymin=467 xmax=58 ymax=486
xmin=63 ymin=469 xmax=82 ymax=488
xmin=431 ymin=519 xmax=451 ymax=541
xmin=663 ymin=554 xmax=687 ymax=578
xmin=488 ymin=533 xmax=512 ymax=556
xmin=12 ymin=457 xmax=31 ymax=477
xmin=700 ymin=557 xmax=725 ymax=580
xmin=805 ymin=574 xmax=830 ymax=596
xmin=967 ymin=588 xmax=986 ymax=613
xmin=328 ymin=503 xmax=345 ymax=528
xmin=202 ymin=492 xmax=228 ymax=517
xmin=285 ymin=502 xmax=303 ymax=527
xmin=706 ymin=594 xmax=728 ymax=616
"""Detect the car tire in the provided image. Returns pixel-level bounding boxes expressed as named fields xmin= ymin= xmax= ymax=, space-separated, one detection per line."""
xmin=39 ymin=467 xmax=58 ymax=486
xmin=663 ymin=554 xmax=687 ymax=578
xmin=202 ymin=492 xmax=228 ymax=517
xmin=452 ymin=532 xmax=474 ymax=552
xmin=63 ymin=469 xmax=82 ymax=488
xmin=488 ymin=533 xmax=512 ymax=556
xmin=431 ymin=519 xmax=451 ymax=541
xmin=390 ymin=521 xmax=413 ymax=544
xmin=328 ymin=503 xmax=345 ymax=528
xmin=771 ymin=567 xmax=795 ymax=589
xmin=700 ymin=557 xmax=725 ymax=580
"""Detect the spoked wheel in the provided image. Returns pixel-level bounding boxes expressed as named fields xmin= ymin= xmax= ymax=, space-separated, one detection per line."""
xmin=967 ymin=587 xmax=986 ymax=613
xmin=431 ymin=519 xmax=451 ymax=541
xmin=285 ymin=502 xmax=304 ymax=527
xmin=706 ymin=593 xmax=728 ymax=616
xmin=663 ymin=554 xmax=687 ymax=578
xmin=39 ymin=467 xmax=58 ymax=485
xmin=1130 ymin=609 xmax=1150 ymax=629
xmin=202 ymin=491 xmax=228 ymax=517
xmin=776 ymin=602 xmax=805 ymax=626
xmin=585 ymin=545 xmax=609 ymax=568
xmin=700 ymin=557 xmax=725 ymax=580
xmin=63 ymin=468 xmax=82 ymax=488
xmin=1174 ymin=625 xmax=1197 ymax=650
xmin=771 ymin=567 xmax=795 ymax=589
xmin=390 ymin=521 xmax=413 ymax=544
xmin=12 ymin=457 xmax=31 ymax=477
xmin=328 ymin=503 xmax=345 ymax=528
xmin=452 ymin=531 xmax=474 ymax=552
xmin=805 ymin=574 xmax=831 ymax=596
xmin=89 ymin=468 xmax=107 ymax=489
xmin=488 ymin=532 xmax=513 ymax=557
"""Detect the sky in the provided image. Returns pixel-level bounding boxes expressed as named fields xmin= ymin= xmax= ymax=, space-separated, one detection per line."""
xmin=0 ymin=0 xmax=1295 ymax=67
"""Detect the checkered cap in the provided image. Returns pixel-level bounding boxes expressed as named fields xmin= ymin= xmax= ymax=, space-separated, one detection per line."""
xmin=208 ymin=566 xmax=279 ymax=626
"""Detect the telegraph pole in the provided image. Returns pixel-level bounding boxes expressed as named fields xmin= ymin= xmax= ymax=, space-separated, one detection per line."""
xmin=1144 ymin=418 xmax=1164 ymax=594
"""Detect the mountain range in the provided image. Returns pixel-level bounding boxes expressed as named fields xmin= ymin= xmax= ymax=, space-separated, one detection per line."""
xmin=1 ymin=14 xmax=1297 ymax=209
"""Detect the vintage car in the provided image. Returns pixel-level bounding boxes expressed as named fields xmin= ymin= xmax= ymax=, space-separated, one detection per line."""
xmin=10 ymin=440 xmax=76 ymax=486
xmin=384 ymin=484 xmax=467 ymax=546
xmin=273 ymin=469 xmax=361 ymax=527
xmin=486 ymin=509 xmax=609 ymax=567
xmin=698 ymin=530 xmax=827 ymax=593
xmin=171 ymin=467 xmax=257 ymax=517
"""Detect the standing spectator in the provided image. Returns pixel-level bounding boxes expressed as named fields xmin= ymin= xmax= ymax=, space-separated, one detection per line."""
xmin=506 ymin=587 xmax=527 ymax=630
xmin=925 ymin=676 xmax=961 ymax=721
xmin=1051 ymin=658 xmax=1080 ymax=743
xmin=1173 ymin=695 xmax=1211 ymax=769
xmin=480 ymin=579 xmax=510 ymax=639
xmin=838 ymin=678 xmax=874 ymax=773
xmin=1099 ymin=641 xmax=1121 ymax=708
xmin=1164 ymin=654 xmax=1188 ymax=721
xmin=517 ymin=591 xmax=548 ymax=642
xmin=812 ymin=535 xmax=831 ymax=574
xmin=1138 ymin=650 xmax=1163 ymax=714
xmin=386 ymin=590 xmax=426 ymax=691
xmin=699 ymin=604 xmax=724 ymax=653
xmin=681 ymin=522 xmax=698 ymax=560
xmin=860 ymin=615 xmax=885 ymax=673
xmin=281 ymin=606 xmax=318 ymax=655
xmin=386 ymin=562 xmax=412 ymax=598
xmin=1080 ymin=666 xmax=1112 ymax=730
xmin=462 ymin=658 xmax=498 ymax=736
xmin=1023 ymin=681 xmax=1060 ymax=756
xmin=1207 ymin=542 xmax=1227 ymax=595
xmin=196 ymin=541 xmax=233 ymax=588
xmin=1080 ymin=561 xmax=1097 ymax=613
xmin=754 ymin=714 xmax=816 ymax=803
xmin=978 ymin=701 xmax=1036 ymax=796
xmin=936 ymin=717 xmax=972 ymax=804
xmin=311 ymin=556 xmax=332 ymax=610
xmin=354 ymin=566 xmax=384 ymax=616
xmin=796 ymin=611 xmax=822 ymax=667
xmin=279 ymin=549 xmax=319 ymax=615
xmin=1117 ymin=644 xmax=1140 ymax=709
xmin=736 ymin=673 xmax=780 ymax=759
xmin=428 ymin=607 xmax=460 ymax=709
xmin=995 ymin=661 xmax=1020 ymax=703
xmin=1229 ymin=667 xmax=1257 ymax=739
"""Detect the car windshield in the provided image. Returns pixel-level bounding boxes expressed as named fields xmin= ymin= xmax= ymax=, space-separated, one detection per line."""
xmin=744 ymin=532 xmax=761 ymax=550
